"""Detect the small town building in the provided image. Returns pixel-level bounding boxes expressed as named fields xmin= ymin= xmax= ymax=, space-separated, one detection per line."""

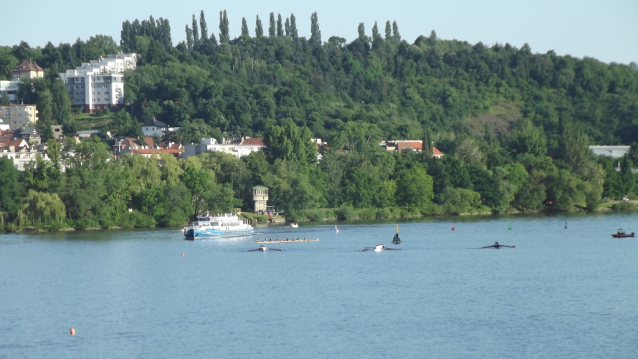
xmin=13 ymin=126 xmax=41 ymax=145
xmin=0 ymin=104 xmax=38 ymax=129
xmin=141 ymin=119 xmax=169 ymax=137
xmin=183 ymin=137 xmax=265 ymax=159
xmin=588 ymin=145 xmax=630 ymax=159
xmin=11 ymin=60 xmax=45 ymax=80
xmin=380 ymin=140 xmax=444 ymax=158
xmin=252 ymin=186 xmax=269 ymax=213
xmin=51 ymin=125 xmax=63 ymax=140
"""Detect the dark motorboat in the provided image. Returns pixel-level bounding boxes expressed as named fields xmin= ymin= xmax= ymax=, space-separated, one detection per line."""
xmin=612 ymin=229 xmax=635 ymax=238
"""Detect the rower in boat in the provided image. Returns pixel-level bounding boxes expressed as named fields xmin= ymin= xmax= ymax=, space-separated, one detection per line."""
xmin=392 ymin=224 xmax=401 ymax=244
xmin=480 ymin=241 xmax=515 ymax=249
xmin=245 ymin=245 xmax=283 ymax=252
xmin=362 ymin=244 xmax=400 ymax=252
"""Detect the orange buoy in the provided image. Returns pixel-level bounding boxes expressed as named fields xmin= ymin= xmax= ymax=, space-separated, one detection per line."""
xmin=70 ymin=328 xmax=75 ymax=336
xmin=181 ymin=253 xmax=185 ymax=257
xmin=452 ymin=223 xmax=455 ymax=231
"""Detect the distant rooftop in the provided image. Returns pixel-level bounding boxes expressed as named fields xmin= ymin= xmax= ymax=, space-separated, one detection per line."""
xmin=589 ymin=145 xmax=630 ymax=159
xmin=12 ymin=60 xmax=44 ymax=73
xmin=142 ymin=119 xmax=168 ymax=128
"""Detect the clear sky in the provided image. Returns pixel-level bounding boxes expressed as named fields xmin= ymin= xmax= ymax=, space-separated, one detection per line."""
xmin=2 ymin=0 xmax=636 ymax=65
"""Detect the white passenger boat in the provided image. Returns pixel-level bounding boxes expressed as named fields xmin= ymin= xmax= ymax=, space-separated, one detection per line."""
xmin=183 ymin=212 xmax=254 ymax=240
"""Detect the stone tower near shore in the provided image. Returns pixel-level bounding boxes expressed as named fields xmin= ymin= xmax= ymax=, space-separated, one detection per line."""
xmin=252 ymin=186 xmax=269 ymax=213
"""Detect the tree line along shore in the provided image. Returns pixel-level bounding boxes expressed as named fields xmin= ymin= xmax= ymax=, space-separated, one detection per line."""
xmin=1 ymin=11 xmax=637 ymax=232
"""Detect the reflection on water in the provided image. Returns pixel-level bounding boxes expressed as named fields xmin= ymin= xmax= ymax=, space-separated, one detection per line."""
xmin=1 ymin=211 xmax=637 ymax=358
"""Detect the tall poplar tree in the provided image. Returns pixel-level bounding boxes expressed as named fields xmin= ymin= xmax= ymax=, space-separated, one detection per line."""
xmin=310 ymin=12 xmax=321 ymax=44
xmin=392 ymin=21 xmax=401 ymax=41
xmin=192 ymin=15 xmax=199 ymax=44
xmin=357 ymin=23 xmax=366 ymax=41
xmin=121 ymin=20 xmax=132 ymax=52
xmin=199 ymin=11 xmax=208 ymax=40
xmin=241 ymin=17 xmax=249 ymax=37
xmin=285 ymin=18 xmax=290 ymax=36
xmin=185 ymin=25 xmax=193 ymax=51
xmin=385 ymin=21 xmax=391 ymax=40
xmin=371 ymin=21 xmax=379 ymax=41
xmin=219 ymin=10 xmax=229 ymax=44
xmin=269 ymin=12 xmax=276 ymax=38
xmin=290 ymin=14 xmax=298 ymax=41
xmin=277 ymin=14 xmax=283 ymax=37
xmin=255 ymin=15 xmax=264 ymax=38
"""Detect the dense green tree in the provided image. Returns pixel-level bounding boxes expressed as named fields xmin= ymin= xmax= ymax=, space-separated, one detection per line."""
xmin=395 ymin=167 xmax=434 ymax=210
xmin=18 ymin=190 xmax=66 ymax=226
xmin=263 ymin=123 xmax=317 ymax=170
xmin=0 ymin=158 xmax=20 ymax=215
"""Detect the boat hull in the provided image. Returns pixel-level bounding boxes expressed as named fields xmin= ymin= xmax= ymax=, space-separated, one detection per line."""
xmin=611 ymin=233 xmax=635 ymax=238
xmin=185 ymin=228 xmax=255 ymax=240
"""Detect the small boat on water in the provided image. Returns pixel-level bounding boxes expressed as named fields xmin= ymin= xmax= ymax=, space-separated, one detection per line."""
xmin=183 ymin=212 xmax=254 ymax=240
xmin=290 ymin=223 xmax=299 ymax=228
xmin=362 ymin=244 xmax=400 ymax=252
xmin=611 ymin=229 xmax=635 ymax=238
xmin=335 ymin=225 xmax=339 ymax=233
xmin=256 ymin=238 xmax=319 ymax=243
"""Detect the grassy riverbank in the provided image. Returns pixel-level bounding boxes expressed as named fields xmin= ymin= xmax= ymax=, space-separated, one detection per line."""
xmin=3 ymin=202 xmax=636 ymax=234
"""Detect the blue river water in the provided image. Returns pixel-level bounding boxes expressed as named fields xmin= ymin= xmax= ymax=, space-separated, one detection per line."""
xmin=1 ymin=211 xmax=637 ymax=358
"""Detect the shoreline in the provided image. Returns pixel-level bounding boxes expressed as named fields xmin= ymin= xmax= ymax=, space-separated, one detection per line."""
xmin=3 ymin=204 xmax=635 ymax=235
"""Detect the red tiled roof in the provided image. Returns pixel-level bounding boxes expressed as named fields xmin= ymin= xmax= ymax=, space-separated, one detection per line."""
xmin=11 ymin=61 xmax=44 ymax=72
xmin=396 ymin=142 xmax=423 ymax=152
xmin=143 ymin=137 xmax=154 ymax=147
xmin=0 ymin=130 xmax=15 ymax=139
xmin=432 ymin=146 xmax=443 ymax=155
xmin=240 ymin=137 xmax=264 ymax=146
xmin=0 ymin=139 xmax=26 ymax=148
xmin=130 ymin=148 xmax=184 ymax=155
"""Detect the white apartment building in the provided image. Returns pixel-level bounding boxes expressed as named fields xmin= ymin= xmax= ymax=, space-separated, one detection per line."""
xmin=0 ymin=81 xmax=21 ymax=104
xmin=59 ymin=53 xmax=139 ymax=113
xmin=183 ymin=137 xmax=265 ymax=159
